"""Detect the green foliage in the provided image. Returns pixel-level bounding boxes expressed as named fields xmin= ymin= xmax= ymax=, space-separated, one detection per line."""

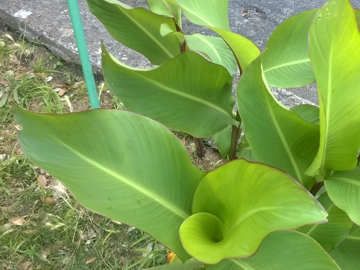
xmin=329 ymin=226 xmax=360 ymax=269
xmin=175 ymin=0 xmax=230 ymax=30
xmin=262 ymin=9 xmax=317 ymax=88
xmin=15 ymin=108 xmax=204 ymax=261
xmin=101 ymin=47 xmax=237 ymax=137
xmin=208 ymin=231 xmax=341 ymax=270
xmin=298 ymin=193 xmax=353 ymax=251
xmin=237 ymin=56 xmax=319 ymax=190
xmin=179 ymin=160 xmax=326 ymax=264
xmin=87 ymin=0 xmax=180 ymax=65
xmin=306 ymin=0 xmax=360 ymax=176
xmin=14 ymin=0 xmax=360 ymax=268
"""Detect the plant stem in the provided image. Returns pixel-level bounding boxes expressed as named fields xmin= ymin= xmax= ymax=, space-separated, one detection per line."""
xmin=310 ymin=182 xmax=324 ymax=196
xmin=228 ymin=111 xmax=242 ymax=160
xmin=229 ymin=125 xmax=241 ymax=160
xmin=195 ymin=138 xmax=205 ymax=159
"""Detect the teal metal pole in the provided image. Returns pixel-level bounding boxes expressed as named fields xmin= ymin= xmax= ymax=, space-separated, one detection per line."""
xmin=66 ymin=0 xmax=100 ymax=109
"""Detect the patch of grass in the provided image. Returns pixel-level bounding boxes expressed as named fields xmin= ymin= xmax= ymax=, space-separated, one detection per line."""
xmin=0 ymin=30 xmax=169 ymax=269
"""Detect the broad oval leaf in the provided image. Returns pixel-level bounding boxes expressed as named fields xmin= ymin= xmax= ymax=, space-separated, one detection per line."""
xmin=87 ymin=0 xmax=180 ymax=65
xmin=207 ymin=231 xmax=340 ymax=270
xmin=237 ymin=56 xmax=319 ymax=189
xmin=325 ymin=167 xmax=360 ymax=225
xmin=175 ymin=0 xmax=229 ymax=30
xmin=102 ymin=47 xmax=238 ymax=138
xmin=263 ymin=9 xmax=317 ymax=88
xmin=147 ymin=0 xmax=182 ymax=27
xmin=179 ymin=159 xmax=327 ymax=264
xmin=330 ymin=226 xmax=360 ymax=270
xmin=306 ymin=0 xmax=360 ymax=176
xmin=209 ymin=27 xmax=260 ymax=72
xmin=14 ymin=107 xmax=206 ymax=261
xmin=185 ymin=34 xmax=238 ymax=76
xmin=298 ymin=192 xmax=353 ymax=251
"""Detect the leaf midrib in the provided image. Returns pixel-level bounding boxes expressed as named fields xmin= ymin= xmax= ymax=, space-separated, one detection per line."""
xmin=347 ymin=235 xmax=360 ymax=241
xmin=113 ymin=58 xmax=234 ymax=120
xmin=115 ymin=5 xmax=175 ymax=58
xmin=320 ymin=44 xmax=334 ymax=175
xmin=192 ymin=35 xmax=222 ymax=62
xmin=261 ymin=72 xmax=303 ymax=182
xmin=178 ymin=1 xmax=213 ymax=26
xmin=225 ymin=206 xmax=282 ymax=237
xmin=337 ymin=177 xmax=360 ymax=186
xmin=55 ymin=137 xmax=189 ymax=220
xmin=263 ymin=58 xmax=310 ymax=73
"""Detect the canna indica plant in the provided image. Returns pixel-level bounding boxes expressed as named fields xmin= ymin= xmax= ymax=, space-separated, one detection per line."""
xmin=14 ymin=0 xmax=360 ymax=269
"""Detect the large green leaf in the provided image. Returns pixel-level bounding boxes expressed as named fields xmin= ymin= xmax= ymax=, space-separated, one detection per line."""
xmin=179 ymin=159 xmax=327 ymax=264
xmin=325 ymin=167 xmax=360 ymax=225
xmin=207 ymin=231 xmax=340 ymax=270
xmin=87 ymin=0 xmax=180 ymax=65
xmin=291 ymin=104 xmax=320 ymax=126
xmin=237 ymin=56 xmax=319 ymax=189
xmin=262 ymin=9 xmax=317 ymax=88
xmin=14 ymin=107 xmax=206 ymax=261
xmin=306 ymin=0 xmax=360 ymax=176
xmin=330 ymin=226 xmax=360 ymax=270
xmin=102 ymin=47 xmax=237 ymax=138
xmin=147 ymin=0 xmax=182 ymax=27
xmin=185 ymin=34 xmax=238 ymax=76
xmin=175 ymin=0 xmax=229 ymax=30
xmin=209 ymin=27 xmax=260 ymax=72
xmin=298 ymin=192 xmax=353 ymax=251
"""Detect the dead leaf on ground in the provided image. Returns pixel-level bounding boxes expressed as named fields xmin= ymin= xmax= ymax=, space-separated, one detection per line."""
xmin=8 ymin=43 xmax=21 ymax=50
xmin=58 ymin=88 xmax=67 ymax=96
xmin=71 ymin=81 xmax=86 ymax=89
xmin=24 ymin=229 xmax=37 ymax=235
xmin=15 ymin=72 xmax=35 ymax=81
xmin=17 ymin=261 xmax=33 ymax=270
xmin=38 ymin=174 xmax=47 ymax=188
xmin=15 ymin=147 xmax=23 ymax=154
xmin=4 ymin=33 xmax=15 ymax=42
xmin=85 ymin=257 xmax=96 ymax=264
xmin=0 ymin=79 xmax=9 ymax=86
xmin=35 ymin=72 xmax=47 ymax=79
xmin=43 ymin=197 xmax=57 ymax=205
xmin=11 ymin=215 xmax=28 ymax=226
xmin=41 ymin=250 xmax=49 ymax=259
